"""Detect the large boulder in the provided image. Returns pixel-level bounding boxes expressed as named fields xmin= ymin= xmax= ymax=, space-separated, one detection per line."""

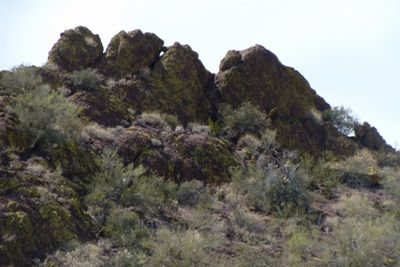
xmin=216 ymin=45 xmax=353 ymax=154
xmin=103 ymin=30 xmax=164 ymax=77
xmin=355 ymin=122 xmax=393 ymax=151
xmin=47 ymin=26 xmax=103 ymax=71
xmin=163 ymin=131 xmax=236 ymax=184
xmin=149 ymin=42 xmax=217 ymax=124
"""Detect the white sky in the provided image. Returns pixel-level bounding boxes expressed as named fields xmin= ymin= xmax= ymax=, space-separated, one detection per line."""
xmin=1 ymin=0 xmax=399 ymax=147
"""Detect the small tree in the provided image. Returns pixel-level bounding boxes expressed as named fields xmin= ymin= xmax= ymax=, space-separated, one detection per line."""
xmin=323 ymin=106 xmax=358 ymax=136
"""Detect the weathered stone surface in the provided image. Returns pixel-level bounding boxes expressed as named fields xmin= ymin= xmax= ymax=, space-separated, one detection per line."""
xmin=47 ymin=26 xmax=103 ymax=71
xmin=355 ymin=122 xmax=392 ymax=151
xmin=163 ymin=131 xmax=236 ymax=184
xmin=104 ymin=30 xmax=164 ymax=77
xmin=0 ymin=159 xmax=94 ymax=266
xmin=81 ymin=123 xmax=237 ymax=184
xmin=149 ymin=42 xmax=217 ymax=124
xmin=216 ymin=44 xmax=352 ymax=154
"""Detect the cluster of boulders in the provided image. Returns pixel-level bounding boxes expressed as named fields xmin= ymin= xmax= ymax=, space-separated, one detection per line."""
xmin=46 ymin=26 xmax=369 ymax=154
xmin=0 ymin=26 xmax=394 ymax=265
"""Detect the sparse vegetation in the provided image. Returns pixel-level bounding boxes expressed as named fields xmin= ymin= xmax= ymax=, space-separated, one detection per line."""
xmin=68 ymin=68 xmax=103 ymax=91
xmin=2 ymin=27 xmax=400 ymax=267
xmin=220 ymin=102 xmax=270 ymax=138
xmin=12 ymin=85 xmax=81 ymax=146
xmin=0 ymin=64 xmax=42 ymax=95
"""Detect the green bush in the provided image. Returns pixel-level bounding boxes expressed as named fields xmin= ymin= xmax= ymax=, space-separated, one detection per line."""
xmin=176 ymin=180 xmax=211 ymax=207
xmin=220 ymin=102 xmax=270 ymax=138
xmin=120 ymin=174 xmax=178 ymax=217
xmin=323 ymin=105 xmax=358 ymax=136
xmin=86 ymin=148 xmax=178 ymax=223
xmin=104 ymin=207 xmax=149 ymax=248
xmin=85 ymin=148 xmax=139 ymax=225
xmin=43 ymin=239 xmax=112 ymax=267
xmin=232 ymin=159 xmax=310 ymax=217
xmin=146 ymin=228 xmax=220 ymax=267
xmin=135 ymin=112 xmax=173 ymax=131
xmin=13 ymin=86 xmax=81 ymax=146
xmin=68 ymin=68 xmax=103 ymax=91
xmin=0 ymin=65 xmax=42 ymax=95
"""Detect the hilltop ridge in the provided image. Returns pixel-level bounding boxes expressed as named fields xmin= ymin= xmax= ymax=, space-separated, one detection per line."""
xmin=0 ymin=26 xmax=398 ymax=266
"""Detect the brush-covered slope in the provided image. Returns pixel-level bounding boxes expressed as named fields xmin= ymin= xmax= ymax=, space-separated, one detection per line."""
xmin=0 ymin=26 xmax=399 ymax=266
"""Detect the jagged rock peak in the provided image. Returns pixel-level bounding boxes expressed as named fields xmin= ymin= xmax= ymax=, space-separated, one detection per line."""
xmin=47 ymin=26 xmax=103 ymax=71
xmin=104 ymin=29 xmax=164 ymax=77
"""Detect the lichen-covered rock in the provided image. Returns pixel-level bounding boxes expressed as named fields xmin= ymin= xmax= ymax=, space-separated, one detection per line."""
xmin=216 ymin=45 xmax=353 ymax=154
xmin=103 ymin=30 xmax=164 ymax=77
xmin=69 ymin=87 xmax=134 ymax=127
xmin=163 ymin=132 xmax=237 ymax=184
xmin=355 ymin=122 xmax=392 ymax=151
xmin=81 ymin=123 xmax=237 ymax=184
xmin=0 ymin=159 xmax=94 ymax=266
xmin=149 ymin=42 xmax=217 ymax=124
xmin=47 ymin=26 xmax=103 ymax=71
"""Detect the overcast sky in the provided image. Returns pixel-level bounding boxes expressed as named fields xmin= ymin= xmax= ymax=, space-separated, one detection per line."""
xmin=1 ymin=0 xmax=399 ymax=147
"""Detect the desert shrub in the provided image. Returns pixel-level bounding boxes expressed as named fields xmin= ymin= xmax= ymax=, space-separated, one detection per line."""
xmin=186 ymin=123 xmax=211 ymax=135
xmin=376 ymin=150 xmax=400 ymax=167
xmin=238 ymin=134 xmax=262 ymax=152
xmin=160 ymin=113 xmax=180 ymax=130
xmin=0 ymin=65 xmax=42 ymax=94
xmin=260 ymin=128 xmax=278 ymax=150
xmin=68 ymin=68 xmax=103 ymax=91
xmin=176 ymin=180 xmax=211 ymax=207
xmin=134 ymin=112 xmax=172 ymax=131
xmin=107 ymin=248 xmax=144 ymax=267
xmin=120 ymin=174 xmax=178 ymax=216
xmin=13 ymin=85 xmax=81 ymax=146
xmin=104 ymin=207 xmax=149 ymax=248
xmin=146 ymin=228 xmax=220 ymax=267
xmin=328 ymin=194 xmax=400 ymax=266
xmin=43 ymin=239 xmax=112 ymax=267
xmin=233 ymin=243 xmax=279 ymax=267
xmin=323 ymin=105 xmax=358 ymax=136
xmin=85 ymin=148 xmax=139 ymax=225
xmin=331 ymin=149 xmax=381 ymax=186
xmin=381 ymin=167 xmax=400 ymax=198
xmin=86 ymin=148 xmax=178 ymax=225
xmin=220 ymin=102 xmax=270 ymax=138
xmin=232 ymin=159 xmax=310 ymax=217
xmin=282 ymin=193 xmax=400 ymax=266
xmin=228 ymin=209 xmax=266 ymax=244
xmin=80 ymin=123 xmax=114 ymax=143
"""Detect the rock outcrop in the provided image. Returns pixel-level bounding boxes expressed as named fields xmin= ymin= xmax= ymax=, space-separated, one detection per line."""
xmin=103 ymin=30 xmax=164 ymax=77
xmin=0 ymin=158 xmax=93 ymax=266
xmin=355 ymin=122 xmax=393 ymax=151
xmin=215 ymin=45 xmax=350 ymax=153
xmin=149 ymin=42 xmax=217 ymax=124
xmin=47 ymin=26 xmax=103 ymax=71
xmin=81 ymin=123 xmax=236 ymax=184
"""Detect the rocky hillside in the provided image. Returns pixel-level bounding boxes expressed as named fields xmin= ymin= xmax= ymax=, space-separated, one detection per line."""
xmin=0 ymin=26 xmax=399 ymax=266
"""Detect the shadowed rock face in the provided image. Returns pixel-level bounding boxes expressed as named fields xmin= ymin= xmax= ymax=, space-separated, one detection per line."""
xmin=81 ymin=124 xmax=236 ymax=184
xmin=149 ymin=42 xmax=217 ymax=125
xmin=103 ymin=30 xmax=164 ymax=77
xmin=47 ymin=26 xmax=103 ymax=71
xmin=355 ymin=122 xmax=393 ymax=151
xmin=215 ymin=45 xmax=346 ymax=153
